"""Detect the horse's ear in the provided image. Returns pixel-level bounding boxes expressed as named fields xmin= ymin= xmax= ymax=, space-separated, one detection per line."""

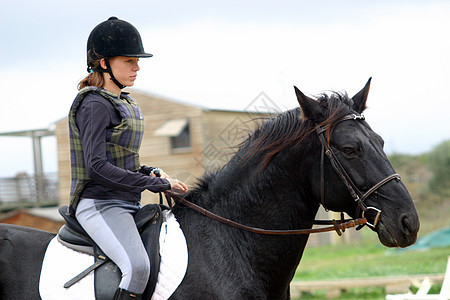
xmin=352 ymin=77 xmax=372 ymax=113
xmin=294 ymin=86 xmax=323 ymax=122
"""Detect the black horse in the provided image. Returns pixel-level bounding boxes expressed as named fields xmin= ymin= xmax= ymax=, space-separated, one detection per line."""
xmin=0 ymin=80 xmax=419 ymax=299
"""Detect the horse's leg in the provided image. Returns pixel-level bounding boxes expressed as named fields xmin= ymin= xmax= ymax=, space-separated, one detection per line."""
xmin=0 ymin=224 xmax=55 ymax=300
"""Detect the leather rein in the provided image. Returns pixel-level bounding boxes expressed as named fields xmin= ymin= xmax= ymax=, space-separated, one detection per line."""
xmin=164 ymin=191 xmax=366 ymax=236
xmin=163 ymin=113 xmax=400 ymax=236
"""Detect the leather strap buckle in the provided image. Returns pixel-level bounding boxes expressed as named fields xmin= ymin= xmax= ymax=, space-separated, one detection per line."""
xmin=363 ymin=206 xmax=382 ymax=229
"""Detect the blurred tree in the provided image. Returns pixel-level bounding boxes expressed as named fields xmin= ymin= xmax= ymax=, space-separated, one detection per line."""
xmin=426 ymin=140 xmax=450 ymax=197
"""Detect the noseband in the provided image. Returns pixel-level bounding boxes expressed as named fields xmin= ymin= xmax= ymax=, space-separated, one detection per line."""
xmin=316 ymin=113 xmax=401 ymax=229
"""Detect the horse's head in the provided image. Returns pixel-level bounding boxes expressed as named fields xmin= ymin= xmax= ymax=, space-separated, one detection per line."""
xmin=294 ymin=79 xmax=419 ymax=247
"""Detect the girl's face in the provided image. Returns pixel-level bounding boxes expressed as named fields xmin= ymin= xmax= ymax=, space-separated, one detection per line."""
xmin=108 ymin=56 xmax=140 ymax=87
xmin=100 ymin=56 xmax=140 ymax=93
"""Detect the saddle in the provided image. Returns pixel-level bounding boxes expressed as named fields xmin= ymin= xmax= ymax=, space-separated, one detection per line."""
xmin=57 ymin=204 xmax=166 ymax=300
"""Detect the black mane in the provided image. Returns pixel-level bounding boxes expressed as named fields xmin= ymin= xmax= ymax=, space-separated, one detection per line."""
xmin=175 ymin=91 xmax=356 ymax=210
xmin=241 ymin=91 xmax=355 ymax=167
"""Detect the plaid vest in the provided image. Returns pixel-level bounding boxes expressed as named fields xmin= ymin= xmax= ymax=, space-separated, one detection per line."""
xmin=68 ymin=87 xmax=144 ymax=213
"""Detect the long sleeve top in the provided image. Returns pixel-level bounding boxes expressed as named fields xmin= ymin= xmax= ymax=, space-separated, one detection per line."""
xmin=75 ymin=92 xmax=171 ymax=202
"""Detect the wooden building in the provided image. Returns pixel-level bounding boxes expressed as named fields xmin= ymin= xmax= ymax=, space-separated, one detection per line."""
xmin=55 ymin=89 xmax=273 ymax=205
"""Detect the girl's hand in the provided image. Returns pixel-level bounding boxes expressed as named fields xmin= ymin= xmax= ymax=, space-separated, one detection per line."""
xmin=167 ymin=178 xmax=188 ymax=193
xmin=150 ymin=168 xmax=170 ymax=178
xmin=158 ymin=171 xmax=171 ymax=179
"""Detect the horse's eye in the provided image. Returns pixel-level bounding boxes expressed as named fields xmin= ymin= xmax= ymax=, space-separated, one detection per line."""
xmin=342 ymin=147 xmax=355 ymax=155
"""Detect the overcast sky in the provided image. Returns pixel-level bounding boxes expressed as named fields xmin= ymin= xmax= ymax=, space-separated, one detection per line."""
xmin=1 ymin=0 xmax=449 ymax=177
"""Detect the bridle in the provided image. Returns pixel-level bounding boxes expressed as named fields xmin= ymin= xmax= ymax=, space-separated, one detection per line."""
xmin=163 ymin=113 xmax=401 ymax=236
xmin=316 ymin=113 xmax=401 ymax=230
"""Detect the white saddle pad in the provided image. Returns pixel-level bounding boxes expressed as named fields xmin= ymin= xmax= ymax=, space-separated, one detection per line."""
xmin=39 ymin=210 xmax=188 ymax=300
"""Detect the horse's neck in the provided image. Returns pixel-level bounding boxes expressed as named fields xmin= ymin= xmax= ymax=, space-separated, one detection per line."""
xmin=189 ymin=143 xmax=320 ymax=224
xmin=175 ymin=148 xmax=319 ymax=292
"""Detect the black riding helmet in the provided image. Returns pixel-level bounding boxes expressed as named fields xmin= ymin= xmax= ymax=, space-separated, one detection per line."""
xmin=86 ymin=16 xmax=152 ymax=89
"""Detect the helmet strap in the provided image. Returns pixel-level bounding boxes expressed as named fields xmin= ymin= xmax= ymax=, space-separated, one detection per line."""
xmin=104 ymin=58 xmax=126 ymax=89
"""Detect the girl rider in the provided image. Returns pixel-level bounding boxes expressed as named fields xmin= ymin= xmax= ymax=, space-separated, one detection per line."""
xmin=68 ymin=16 xmax=188 ymax=300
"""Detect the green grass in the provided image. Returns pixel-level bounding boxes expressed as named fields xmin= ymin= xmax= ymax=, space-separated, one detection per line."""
xmin=297 ymin=287 xmax=387 ymax=299
xmin=291 ymin=232 xmax=449 ymax=299
xmin=295 ymin=234 xmax=449 ymax=280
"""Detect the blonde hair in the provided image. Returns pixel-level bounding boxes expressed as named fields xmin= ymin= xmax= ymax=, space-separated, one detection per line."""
xmin=77 ymin=59 xmax=105 ymax=90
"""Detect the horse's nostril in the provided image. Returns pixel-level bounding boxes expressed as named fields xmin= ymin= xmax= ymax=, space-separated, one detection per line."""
xmin=399 ymin=213 xmax=414 ymax=236
xmin=396 ymin=213 xmax=420 ymax=247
